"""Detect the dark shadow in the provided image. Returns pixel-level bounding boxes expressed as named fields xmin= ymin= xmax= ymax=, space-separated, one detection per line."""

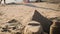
xmin=1 ymin=28 xmax=11 ymax=32
xmin=1 ymin=25 xmax=11 ymax=32
xmin=16 ymin=32 xmax=21 ymax=34
xmin=32 ymin=10 xmax=53 ymax=34
xmin=28 ymin=23 xmax=40 ymax=26
xmin=7 ymin=19 xmax=18 ymax=23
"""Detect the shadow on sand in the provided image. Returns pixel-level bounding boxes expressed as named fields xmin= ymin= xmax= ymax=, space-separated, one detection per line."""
xmin=32 ymin=10 xmax=53 ymax=34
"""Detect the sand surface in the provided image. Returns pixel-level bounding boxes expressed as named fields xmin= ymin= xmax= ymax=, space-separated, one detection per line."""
xmin=0 ymin=2 xmax=60 ymax=34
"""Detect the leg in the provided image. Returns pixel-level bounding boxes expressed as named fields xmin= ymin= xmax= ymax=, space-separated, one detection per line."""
xmin=4 ymin=0 xmax=5 ymax=4
xmin=0 ymin=0 xmax=2 ymax=4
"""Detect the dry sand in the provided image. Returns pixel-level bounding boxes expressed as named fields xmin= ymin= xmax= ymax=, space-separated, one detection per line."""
xmin=0 ymin=2 xmax=60 ymax=34
xmin=0 ymin=2 xmax=60 ymax=28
